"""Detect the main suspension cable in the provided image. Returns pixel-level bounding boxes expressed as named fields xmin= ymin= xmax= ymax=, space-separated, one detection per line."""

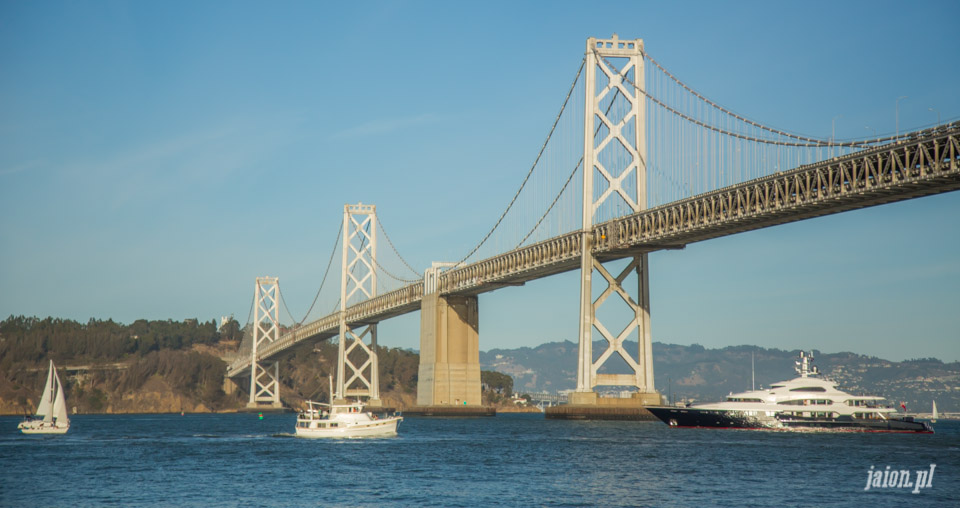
xmin=643 ymin=50 xmax=832 ymax=144
xmin=456 ymin=57 xmax=586 ymax=266
xmin=516 ymin=158 xmax=581 ymax=248
xmin=376 ymin=216 xmax=421 ymax=277
xmin=297 ymin=221 xmax=343 ymax=325
xmin=516 ymin=80 xmax=626 ymax=247
xmin=596 ymin=51 xmax=887 ymax=148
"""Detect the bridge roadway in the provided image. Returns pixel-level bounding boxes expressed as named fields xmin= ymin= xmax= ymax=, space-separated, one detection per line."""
xmin=227 ymin=124 xmax=960 ymax=378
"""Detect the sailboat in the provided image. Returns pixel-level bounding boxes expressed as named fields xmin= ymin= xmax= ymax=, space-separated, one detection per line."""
xmin=931 ymin=400 xmax=938 ymax=423
xmin=18 ymin=360 xmax=70 ymax=434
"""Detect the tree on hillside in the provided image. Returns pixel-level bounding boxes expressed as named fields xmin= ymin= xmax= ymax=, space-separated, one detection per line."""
xmin=481 ymin=370 xmax=513 ymax=395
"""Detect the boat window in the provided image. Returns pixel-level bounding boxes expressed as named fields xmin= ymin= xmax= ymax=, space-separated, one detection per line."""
xmin=770 ymin=385 xmax=785 ymax=388
xmin=789 ymin=387 xmax=826 ymax=392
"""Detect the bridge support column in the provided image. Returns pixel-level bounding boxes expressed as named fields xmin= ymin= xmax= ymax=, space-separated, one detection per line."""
xmin=415 ymin=293 xmax=483 ymax=409
xmin=247 ymin=276 xmax=283 ymax=409
xmin=335 ymin=203 xmax=381 ymax=406
xmin=549 ymin=34 xmax=659 ymax=419
xmin=222 ymin=376 xmax=238 ymax=396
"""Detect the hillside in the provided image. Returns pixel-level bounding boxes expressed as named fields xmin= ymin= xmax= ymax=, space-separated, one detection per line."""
xmin=0 ymin=316 xmax=501 ymax=414
xmin=4 ymin=316 xmax=955 ymax=415
xmin=481 ymin=341 xmax=960 ymax=413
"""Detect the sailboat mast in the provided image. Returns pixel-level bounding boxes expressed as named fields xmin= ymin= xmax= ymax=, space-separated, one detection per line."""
xmin=751 ymin=352 xmax=755 ymax=391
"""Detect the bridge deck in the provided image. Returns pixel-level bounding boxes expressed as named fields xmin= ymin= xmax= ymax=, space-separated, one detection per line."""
xmin=228 ymin=125 xmax=959 ymax=378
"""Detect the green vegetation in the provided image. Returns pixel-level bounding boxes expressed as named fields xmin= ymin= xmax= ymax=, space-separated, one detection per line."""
xmin=481 ymin=370 xmax=514 ymax=404
xmin=0 ymin=315 xmax=224 ymax=368
xmin=278 ymin=341 xmax=420 ymax=409
xmin=0 ymin=315 xmax=429 ymax=414
xmin=0 ymin=315 xmax=239 ymax=414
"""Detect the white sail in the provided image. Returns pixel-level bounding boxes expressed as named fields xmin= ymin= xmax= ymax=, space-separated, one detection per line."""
xmin=35 ymin=360 xmax=55 ymax=420
xmin=18 ymin=360 xmax=70 ymax=434
xmin=52 ymin=365 xmax=69 ymax=425
xmin=932 ymin=400 xmax=938 ymax=421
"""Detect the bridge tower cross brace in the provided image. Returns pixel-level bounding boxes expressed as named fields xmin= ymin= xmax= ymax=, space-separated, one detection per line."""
xmin=335 ymin=203 xmax=381 ymax=405
xmin=573 ymin=34 xmax=657 ymax=403
xmin=248 ymin=276 xmax=282 ymax=408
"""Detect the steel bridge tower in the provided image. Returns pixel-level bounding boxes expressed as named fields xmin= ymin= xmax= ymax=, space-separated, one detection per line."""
xmin=571 ymin=34 xmax=659 ymax=405
xmin=334 ymin=203 xmax=382 ymax=405
xmin=247 ymin=276 xmax=282 ymax=408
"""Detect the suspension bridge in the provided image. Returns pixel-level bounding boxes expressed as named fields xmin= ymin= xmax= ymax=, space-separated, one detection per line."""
xmin=225 ymin=35 xmax=959 ymax=415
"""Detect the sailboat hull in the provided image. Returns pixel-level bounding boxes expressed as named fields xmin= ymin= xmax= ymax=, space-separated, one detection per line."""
xmin=18 ymin=421 xmax=69 ymax=435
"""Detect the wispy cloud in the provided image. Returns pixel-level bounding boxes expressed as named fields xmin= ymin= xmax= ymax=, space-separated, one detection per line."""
xmin=0 ymin=160 xmax=44 ymax=177
xmin=331 ymin=113 xmax=440 ymax=140
xmin=50 ymin=118 xmax=299 ymax=209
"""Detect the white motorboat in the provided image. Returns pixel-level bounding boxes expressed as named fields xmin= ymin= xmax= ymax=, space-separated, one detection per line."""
xmin=648 ymin=351 xmax=932 ymax=433
xmin=295 ymin=400 xmax=402 ymax=438
xmin=18 ymin=360 xmax=70 ymax=435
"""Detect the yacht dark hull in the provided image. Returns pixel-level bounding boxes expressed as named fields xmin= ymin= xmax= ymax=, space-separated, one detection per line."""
xmin=647 ymin=407 xmax=933 ymax=433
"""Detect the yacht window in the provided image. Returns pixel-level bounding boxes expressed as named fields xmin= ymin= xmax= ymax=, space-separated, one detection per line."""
xmin=789 ymin=387 xmax=826 ymax=392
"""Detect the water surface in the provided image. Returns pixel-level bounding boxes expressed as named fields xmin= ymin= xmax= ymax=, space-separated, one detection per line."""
xmin=1 ymin=413 xmax=957 ymax=506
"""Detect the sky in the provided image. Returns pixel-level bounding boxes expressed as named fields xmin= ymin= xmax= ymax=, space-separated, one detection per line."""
xmin=2 ymin=1 xmax=959 ymax=362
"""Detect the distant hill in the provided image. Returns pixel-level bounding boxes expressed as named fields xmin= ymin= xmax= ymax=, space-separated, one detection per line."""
xmin=481 ymin=341 xmax=959 ymax=413
xmin=4 ymin=315 xmax=955 ymax=415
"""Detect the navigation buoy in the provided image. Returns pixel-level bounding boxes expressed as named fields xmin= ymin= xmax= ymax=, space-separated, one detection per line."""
xmin=258 ymin=412 xmax=264 ymax=420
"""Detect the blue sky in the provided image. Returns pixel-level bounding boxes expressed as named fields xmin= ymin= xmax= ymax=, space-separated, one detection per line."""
xmin=2 ymin=1 xmax=958 ymax=362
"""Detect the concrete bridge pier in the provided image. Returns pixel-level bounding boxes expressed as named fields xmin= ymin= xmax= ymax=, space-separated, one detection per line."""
xmin=409 ymin=292 xmax=494 ymax=416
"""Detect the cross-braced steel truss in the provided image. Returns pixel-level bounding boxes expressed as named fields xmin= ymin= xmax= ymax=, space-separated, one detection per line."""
xmin=577 ymin=35 xmax=655 ymax=395
xmin=248 ymin=276 xmax=282 ymax=408
xmin=335 ymin=203 xmax=380 ymax=402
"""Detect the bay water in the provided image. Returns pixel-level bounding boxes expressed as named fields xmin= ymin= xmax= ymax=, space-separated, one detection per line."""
xmin=1 ymin=413 xmax=957 ymax=507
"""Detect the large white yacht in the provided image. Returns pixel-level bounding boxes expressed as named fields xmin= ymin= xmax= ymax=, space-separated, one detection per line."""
xmin=648 ymin=351 xmax=932 ymax=433
xmin=294 ymin=400 xmax=403 ymax=438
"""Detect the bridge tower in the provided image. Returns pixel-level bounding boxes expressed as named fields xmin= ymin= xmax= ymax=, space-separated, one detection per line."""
xmin=570 ymin=34 xmax=659 ymax=406
xmin=334 ymin=203 xmax=381 ymax=406
xmin=247 ymin=276 xmax=282 ymax=408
